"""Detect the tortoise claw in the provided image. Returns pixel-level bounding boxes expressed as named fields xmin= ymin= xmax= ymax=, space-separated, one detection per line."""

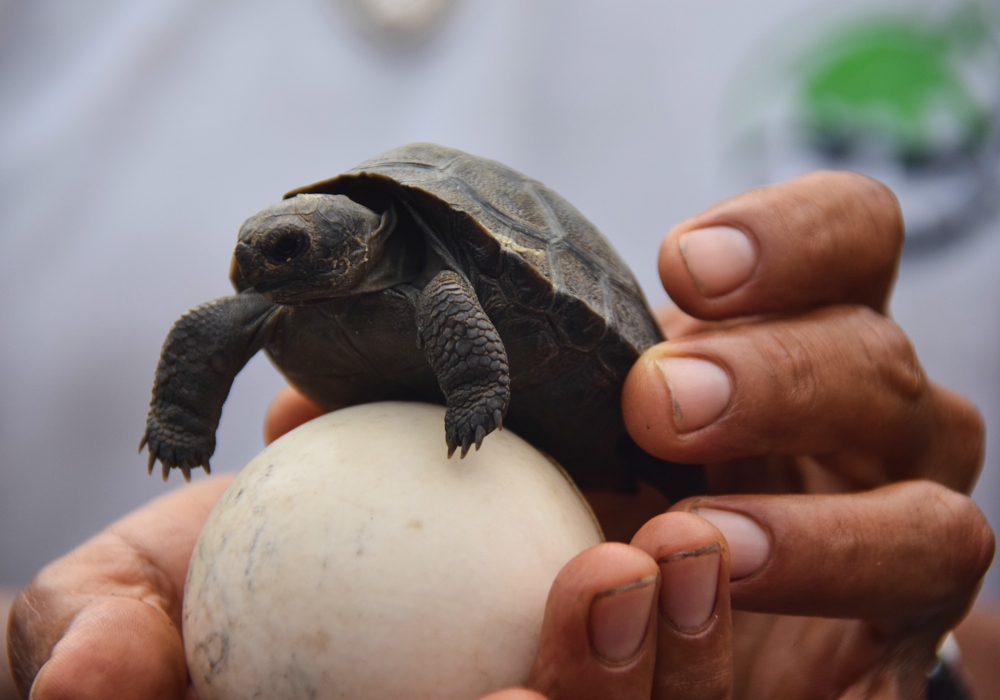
xmin=142 ymin=416 xmax=216 ymax=481
xmin=444 ymin=393 xmax=507 ymax=459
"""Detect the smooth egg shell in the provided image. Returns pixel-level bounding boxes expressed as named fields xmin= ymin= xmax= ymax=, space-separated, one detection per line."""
xmin=183 ymin=401 xmax=604 ymax=700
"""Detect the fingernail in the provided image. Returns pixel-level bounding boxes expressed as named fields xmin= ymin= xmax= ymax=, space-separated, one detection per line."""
xmin=589 ymin=575 xmax=657 ymax=663
xmin=693 ymin=508 xmax=770 ymax=579
xmin=659 ymin=543 xmax=720 ymax=633
xmin=655 ymin=357 xmax=731 ymax=432
xmin=679 ymin=226 xmax=757 ymax=297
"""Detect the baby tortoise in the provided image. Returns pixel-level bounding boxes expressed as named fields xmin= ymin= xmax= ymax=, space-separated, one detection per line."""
xmin=142 ymin=143 xmax=706 ymax=499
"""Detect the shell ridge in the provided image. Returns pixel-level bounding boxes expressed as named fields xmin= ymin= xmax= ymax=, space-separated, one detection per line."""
xmin=531 ymin=186 xmax=646 ymax=295
xmin=524 ymin=179 xmax=567 ymax=244
xmin=607 ymin=278 xmax=663 ymax=351
xmin=352 ymin=153 xmax=463 ymax=175
xmin=600 ymin=274 xmax=618 ymax=332
xmin=440 ymin=176 xmax=554 ymax=248
xmin=523 ymin=181 xmax=577 ymax=314
xmin=351 ymin=161 xmax=442 ymax=175
xmin=545 ymin=245 xmax=564 ymax=291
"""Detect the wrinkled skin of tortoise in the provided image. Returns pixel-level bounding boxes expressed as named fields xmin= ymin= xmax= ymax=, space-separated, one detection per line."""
xmin=142 ymin=143 xmax=706 ymax=500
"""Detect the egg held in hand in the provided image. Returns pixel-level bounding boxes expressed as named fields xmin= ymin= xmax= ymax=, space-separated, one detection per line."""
xmin=183 ymin=401 xmax=604 ymax=700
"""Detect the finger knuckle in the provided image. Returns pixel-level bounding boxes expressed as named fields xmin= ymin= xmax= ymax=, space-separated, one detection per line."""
xmin=6 ymin=585 xmax=48 ymax=693
xmin=658 ymin=667 xmax=733 ymax=700
xmin=949 ymin=391 xmax=987 ymax=445
xmin=807 ymin=172 xmax=904 ymax=289
xmin=847 ymin=170 xmax=902 ymax=213
xmin=756 ymin=324 xmax=822 ymax=415
xmin=938 ymin=388 xmax=987 ymax=482
xmin=852 ymin=308 xmax=926 ymax=402
xmin=966 ymin=402 xmax=986 ymax=450
xmin=964 ymin=405 xmax=987 ymax=475
xmin=911 ymin=482 xmax=995 ymax=588
xmin=861 ymin=176 xmax=905 ymax=252
xmin=828 ymin=171 xmax=904 ymax=254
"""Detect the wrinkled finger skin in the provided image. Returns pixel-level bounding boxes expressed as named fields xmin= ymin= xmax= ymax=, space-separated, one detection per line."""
xmin=630 ymin=514 xmax=733 ymax=700
xmin=660 ymin=171 xmax=903 ymax=317
xmin=672 ymin=482 xmax=994 ymax=699
xmin=625 ymin=309 xmax=983 ymax=492
xmin=6 ymin=477 xmax=232 ymax=699
xmin=527 ymin=543 xmax=660 ymax=700
xmin=517 ymin=480 xmax=994 ymax=700
xmin=522 ymin=515 xmax=731 ymax=700
xmin=685 ymin=483 xmax=994 ymax=622
xmin=625 ymin=171 xmax=984 ymax=495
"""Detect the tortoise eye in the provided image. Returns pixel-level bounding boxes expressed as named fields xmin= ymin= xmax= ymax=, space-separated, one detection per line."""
xmin=265 ymin=232 xmax=310 ymax=264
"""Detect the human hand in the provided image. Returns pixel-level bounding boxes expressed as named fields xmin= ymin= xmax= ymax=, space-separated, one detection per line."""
xmin=569 ymin=172 xmax=986 ymax=542
xmin=482 ymin=482 xmax=994 ymax=700
xmin=261 ymin=173 xmax=993 ymax=697
xmin=5 ymin=476 xmax=234 ymax=699
xmin=249 ymin=172 xmax=985 ymax=543
xmin=3 ymin=387 xmax=337 ymax=699
xmin=7 ymin=173 xmax=987 ymax=700
xmin=477 ymin=172 xmax=993 ymax=699
xmin=5 ymin=473 xmax=993 ymax=700
xmin=7 ymin=386 xmax=991 ymax=700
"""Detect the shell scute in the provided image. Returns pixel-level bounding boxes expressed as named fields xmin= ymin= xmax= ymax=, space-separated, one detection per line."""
xmin=330 ymin=145 xmax=659 ymax=352
xmin=204 ymin=144 xmax=709 ymax=497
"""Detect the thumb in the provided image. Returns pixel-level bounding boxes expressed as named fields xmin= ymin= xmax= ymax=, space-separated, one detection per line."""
xmin=21 ymin=597 xmax=187 ymax=700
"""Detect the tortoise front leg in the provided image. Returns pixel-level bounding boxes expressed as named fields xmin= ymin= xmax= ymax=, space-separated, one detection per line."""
xmin=415 ymin=271 xmax=510 ymax=457
xmin=142 ymin=290 xmax=283 ymax=481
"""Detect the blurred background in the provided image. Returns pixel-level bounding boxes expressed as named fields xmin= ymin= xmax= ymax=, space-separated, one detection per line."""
xmin=1 ymin=0 xmax=998 ymax=607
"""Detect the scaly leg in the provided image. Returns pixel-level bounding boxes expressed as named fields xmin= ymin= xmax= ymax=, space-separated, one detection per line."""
xmin=415 ymin=271 xmax=510 ymax=457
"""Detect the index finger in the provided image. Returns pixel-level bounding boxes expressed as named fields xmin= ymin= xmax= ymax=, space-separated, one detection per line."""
xmin=660 ymin=171 xmax=903 ymax=319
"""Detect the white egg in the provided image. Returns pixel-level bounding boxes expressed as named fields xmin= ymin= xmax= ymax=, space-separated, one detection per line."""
xmin=183 ymin=401 xmax=604 ymax=700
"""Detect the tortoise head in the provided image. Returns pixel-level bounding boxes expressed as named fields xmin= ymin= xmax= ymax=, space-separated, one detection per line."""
xmin=234 ymin=194 xmax=395 ymax=304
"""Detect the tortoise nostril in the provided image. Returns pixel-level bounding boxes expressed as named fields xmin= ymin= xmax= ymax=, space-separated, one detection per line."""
xmin=265 ymin=232 xmax=310 ymax=264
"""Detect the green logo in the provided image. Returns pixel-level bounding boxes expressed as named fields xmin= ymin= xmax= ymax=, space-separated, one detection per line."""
xmin=725 ymin=1 xmax=1000 ymax=252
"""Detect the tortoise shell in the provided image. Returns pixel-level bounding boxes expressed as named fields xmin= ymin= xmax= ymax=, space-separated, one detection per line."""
xmin=242 ymin=143 xmax=704 ymax=497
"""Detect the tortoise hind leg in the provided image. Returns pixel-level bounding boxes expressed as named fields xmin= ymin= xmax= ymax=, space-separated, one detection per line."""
xmin=415 ymin=271 xmax=510 ymax=457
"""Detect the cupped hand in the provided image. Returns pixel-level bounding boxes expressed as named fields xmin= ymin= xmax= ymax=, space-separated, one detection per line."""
xmin=4 ymin=388 xmax=325 ymax=699
xmin=7 ymin=172 xmax=989 ymax=700
xmin=12 ymin=452 xmax=987 ymax=700
xmin=481 ymin=172 xmax=994 ymax=699
xmin=483 ymin=482 xmax=994 ymax=700
xmin=6 ymin=477 xmax=234 ymax=699
xmin=622 ymin=171 xmax=983 ymax=498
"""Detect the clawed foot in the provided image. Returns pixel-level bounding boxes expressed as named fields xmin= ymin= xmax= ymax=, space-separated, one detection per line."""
xmin=140 ymin=416 xmax=214 ymax=482
xmin=445 ymin=386 xmax=509 ymax=458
